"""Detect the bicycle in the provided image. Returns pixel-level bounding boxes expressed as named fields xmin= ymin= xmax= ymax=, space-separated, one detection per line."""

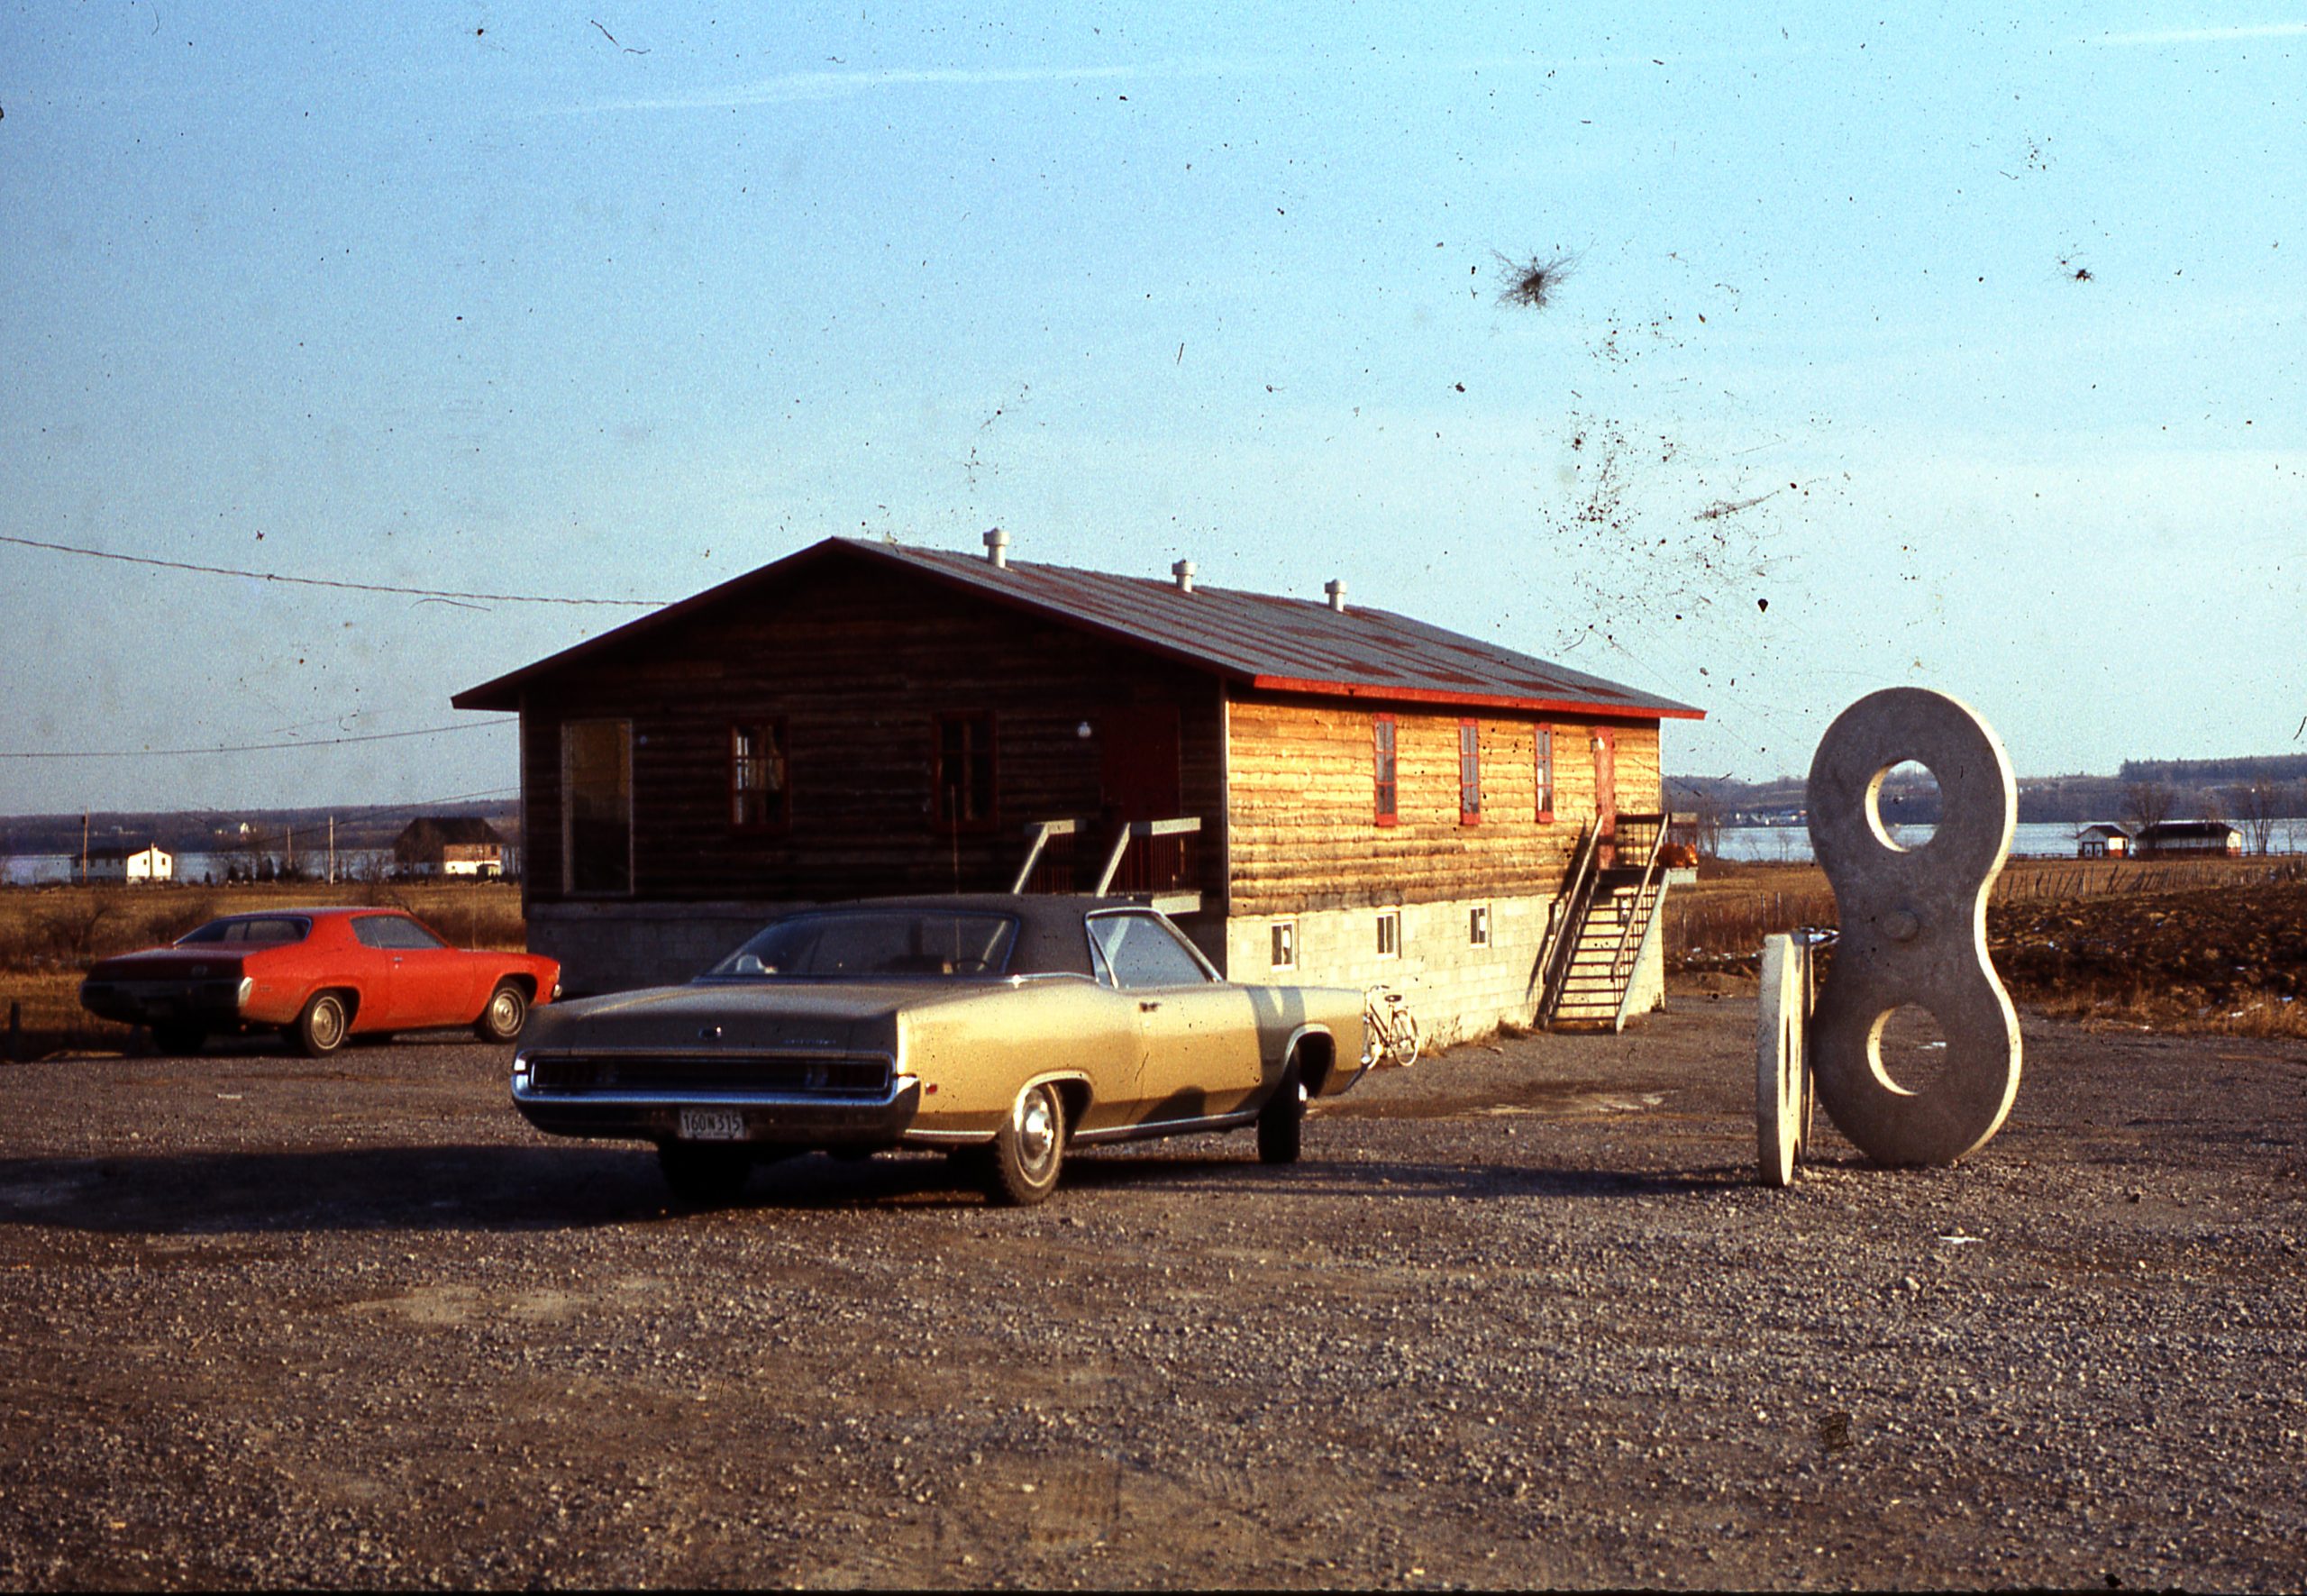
xmin=1363 ymin=986 xmax=1425 ymax=1069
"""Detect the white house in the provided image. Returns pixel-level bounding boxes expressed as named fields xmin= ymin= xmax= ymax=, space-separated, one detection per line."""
xmin=86 ymin=843 xmax=173 ymax=884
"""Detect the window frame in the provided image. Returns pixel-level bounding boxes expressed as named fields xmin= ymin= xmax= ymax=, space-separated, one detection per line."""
xmin=1468 ymin=902 xmax=1491 ymax=947
xmin=930 ymin=710 xmax=999 ymax=834
xmin=1375 ymin=907 xmax=1402 ymax=960
xmin=1534 ymin=724 xmax=1555 ymax=824
xmin=1269 ymin=917 xmax=1299 ymax=972
xmin=1086 ymin=909 xmax=1219 ymax=990
xmin=729 ymin=718 xmax=791 ymax=834
xmin=1372 ymin=714 xmax=1399 ymax=827
xmin=561 ymin=717 xmax=634 ymax=898
xmin=1458 ymin=719 xmax=1482 ymax=826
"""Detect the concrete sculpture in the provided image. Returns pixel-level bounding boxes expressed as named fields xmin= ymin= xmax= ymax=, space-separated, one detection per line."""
xmin=1808 ymin=687 xmax=2021 ymax=1163
xmin=1757 ymin=688 xmax=2022 ymax=1178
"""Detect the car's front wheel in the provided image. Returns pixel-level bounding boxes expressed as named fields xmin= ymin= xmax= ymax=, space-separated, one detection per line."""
xmin=1257 ymin=1059 xmax=1306 ymax=1165
xmin=290 ymin=992 xmax=350 ymax=1059
xmin=474 ymin=981 xmax=527 ymax=1044
xmin=984 ymin=1080 xmax=1067 ymax=1206
xmin=658 ymin=1144 xmax=752 ymax=1207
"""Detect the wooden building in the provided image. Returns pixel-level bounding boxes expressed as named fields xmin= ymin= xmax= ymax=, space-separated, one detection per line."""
xmin=453 ymin=534 xmax=1704 ymax=1040
xmin=392 ymin=816 xmax=509 ymax=880
xmin=84 ymin=843 xmax=172 ymax=884
xmin=2075 ymin=823 xmax=2133 ymax=859
xmin=2134 ymin=819 xmax=2242 ymax=858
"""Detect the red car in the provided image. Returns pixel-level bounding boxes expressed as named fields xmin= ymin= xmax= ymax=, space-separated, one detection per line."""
xmin=78 ymin=907 xmax=562 ymax=1057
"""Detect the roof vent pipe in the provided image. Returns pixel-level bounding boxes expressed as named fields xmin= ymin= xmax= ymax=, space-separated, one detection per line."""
xmin=983 ymin=527 xmax=1009 ymax=568
xmin=1172 ymin=559 xmax=1196 ymax=593
xmin=1325 ymin=578 xmax=1348 ymax=613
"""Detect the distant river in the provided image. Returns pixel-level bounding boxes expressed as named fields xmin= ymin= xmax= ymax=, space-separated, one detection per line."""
xmin=1715 ymin=820 xmax=2307 ymax=865
xmin=9 ymin=825 xmax=2304 ymax=884
xmin=5 ymin=851 xmax=309 ymax=887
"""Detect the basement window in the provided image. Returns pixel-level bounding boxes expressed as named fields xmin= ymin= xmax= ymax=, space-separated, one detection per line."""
xmin=1376 ymin=908 xmax=1401 ymax=959
xmin=1469 ymin=904 xmax=1491 ymax=947
xmin=1270 ymin=918 xmax=1298 ymax=971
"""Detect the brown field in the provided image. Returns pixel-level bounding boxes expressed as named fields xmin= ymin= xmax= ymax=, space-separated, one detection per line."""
xmin=0 ymin=882 xmax=525 ymax=1058
xmin=7 ymin=856 xmax=2306 ymax=1058
xmin=1670 ymin=853 xmax=2307 ymax=1037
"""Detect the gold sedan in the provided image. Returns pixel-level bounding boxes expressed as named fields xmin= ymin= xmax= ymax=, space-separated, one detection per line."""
xmin=511 ymin=895 xmax=1369 ymax=1206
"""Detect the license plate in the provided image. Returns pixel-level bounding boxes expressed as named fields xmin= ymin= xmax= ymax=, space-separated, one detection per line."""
xmin=677 ymin=1108 xmax=746 ymax=1142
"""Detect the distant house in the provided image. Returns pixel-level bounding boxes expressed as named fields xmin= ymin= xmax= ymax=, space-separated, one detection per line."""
xmin=2134 ymin=820 xmax=2243 ymax=859
xmin=452 ymin=533 xmax=1705 ymax=1042
xmin=2075 ymin=823 xmax=2133 ymax=859
xmin=393 ymin=817 xmax=508 ymax=879
xmin=85 ymin=843 xmax=173 ymax=884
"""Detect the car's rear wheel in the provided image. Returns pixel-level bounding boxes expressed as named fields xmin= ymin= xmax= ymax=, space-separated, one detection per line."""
xmin=151 ymin=1024 xmax=205 ymax=1056
xmin=474 ymin=981 xmax=527 ymax=1044
xmin=985 ymin=1080 xmax=1066 ymax=1206
xmin=290 ymin=992 xmax=350 ymax=1058
xmin=1257 ymin=1059 xmax=1306 ymax=1165
xmin=658 ymin=1144 xmax=752 ymax=1207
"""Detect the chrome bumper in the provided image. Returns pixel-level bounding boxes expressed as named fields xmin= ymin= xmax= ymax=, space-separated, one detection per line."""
xmin=78 ymin=976 xmax=251 ymax=1029
xmin=510 ymin=1048 xmax=918 ymax=1147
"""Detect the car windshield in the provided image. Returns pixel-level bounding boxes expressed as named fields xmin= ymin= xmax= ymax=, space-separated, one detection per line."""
xmin=707 ymin=910 xmax=1018 ymax=980
xmin=176 ymin=917 xmax=312 ymax=945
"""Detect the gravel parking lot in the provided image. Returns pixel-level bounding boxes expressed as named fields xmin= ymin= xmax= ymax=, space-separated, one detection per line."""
xmin=2 ymin=990 xmax=2302 ymax=1590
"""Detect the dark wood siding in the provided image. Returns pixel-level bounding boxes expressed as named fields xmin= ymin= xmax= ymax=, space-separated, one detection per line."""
xmin=1225 ymin=691 xmax=1663 ymax=916
xmin=520 ymin=559 xmax=1223 ymax=904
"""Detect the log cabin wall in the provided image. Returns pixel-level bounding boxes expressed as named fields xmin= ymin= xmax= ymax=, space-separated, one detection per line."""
xmin=1222 ymin=694 xmax=1666 ymax=1040
xmin=515 ymin=558 xmax=1224 ymax=986
xmin=1224 ymin=691 xmax=1663 ymax=917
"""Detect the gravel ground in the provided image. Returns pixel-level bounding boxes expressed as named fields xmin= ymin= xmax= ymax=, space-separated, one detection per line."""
xmin=1 ymin=989 xmax=2302 ymax=1590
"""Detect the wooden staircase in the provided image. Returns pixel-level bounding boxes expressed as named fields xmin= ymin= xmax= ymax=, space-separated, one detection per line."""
xmin=1536 ymin=812 xmax=1669 ymax=1033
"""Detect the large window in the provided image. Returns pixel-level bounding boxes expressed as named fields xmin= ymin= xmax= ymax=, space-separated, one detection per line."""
xmin=731 ymin=721 xmax=789 ymax=832
xmin=932 ymin=712 xmax=998 ymax=832
xmin=1373 ymin=715 xmax=1399 ymax=825
xmin=563 ymin=719 xmax=633 ymax=895
xmin=1458 ymin=720 xmax=1482 ymax=825
xmin=1535 ymin=725 xmax=1555 ymax=822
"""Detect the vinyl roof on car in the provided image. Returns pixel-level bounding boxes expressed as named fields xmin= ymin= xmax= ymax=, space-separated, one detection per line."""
xmin=453 ymin=536 xmax=1701 ymax=722
xmin=747 ymin=894 xmax=1125 ymax=979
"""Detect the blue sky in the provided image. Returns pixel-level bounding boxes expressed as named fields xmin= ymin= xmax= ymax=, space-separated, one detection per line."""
xmin=3 ymin=3 xmax=2302 ymax=815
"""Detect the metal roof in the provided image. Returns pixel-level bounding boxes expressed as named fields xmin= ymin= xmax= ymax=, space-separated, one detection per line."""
xmin=455 ymin=536 xmax=1702 ymax=722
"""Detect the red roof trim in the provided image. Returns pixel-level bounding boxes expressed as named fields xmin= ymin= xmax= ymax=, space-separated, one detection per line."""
xmin=1246 ymin=673 xmax=1706 ymax=723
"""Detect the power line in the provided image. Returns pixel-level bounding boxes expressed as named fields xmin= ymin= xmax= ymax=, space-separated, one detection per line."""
xmin=0 ymin=534 xmax=666 ymax=608
xmin=0 ymin=720 xmax=517 ymax=760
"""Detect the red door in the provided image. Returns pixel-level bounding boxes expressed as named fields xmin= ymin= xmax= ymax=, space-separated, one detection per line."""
xmin=1593 ymin=726 xmax=1619 ymax=867
xmin=1099 ymin=707 xmax=1181 ymax=821
xmin=1098 ymin=707 xmax=1181 ymax=892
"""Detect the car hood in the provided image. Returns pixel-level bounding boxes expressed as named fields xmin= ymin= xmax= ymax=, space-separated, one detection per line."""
xmin=521 ymin=979 xmax=990 ymax=1053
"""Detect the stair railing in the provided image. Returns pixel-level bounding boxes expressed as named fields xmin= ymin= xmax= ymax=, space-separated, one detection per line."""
xmin=1536 ymin=820 xmax=1602 ymax=1025
xmin=1605 ymin=815 xmax=1670 ymax=1027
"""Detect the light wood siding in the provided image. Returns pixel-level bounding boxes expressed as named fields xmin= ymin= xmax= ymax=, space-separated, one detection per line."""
xmin=1226 ymin=694 xmax=1662 ymax=916
xmin=520 ymin=559 xmax=1223 ymax=904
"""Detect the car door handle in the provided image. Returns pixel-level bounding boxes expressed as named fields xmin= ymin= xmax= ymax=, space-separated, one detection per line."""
xmin=1139 ymin=999 xmax=1162 ymax=1012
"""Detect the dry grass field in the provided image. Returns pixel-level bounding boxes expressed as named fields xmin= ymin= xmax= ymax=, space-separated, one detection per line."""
xmin=7 ymin=855 xmax=2305 ymax=1058
xmin=1669 ymin=853 xmax=2307 ymax=1038
xmin=0 ymin=882 xmax=525 ymax=1057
